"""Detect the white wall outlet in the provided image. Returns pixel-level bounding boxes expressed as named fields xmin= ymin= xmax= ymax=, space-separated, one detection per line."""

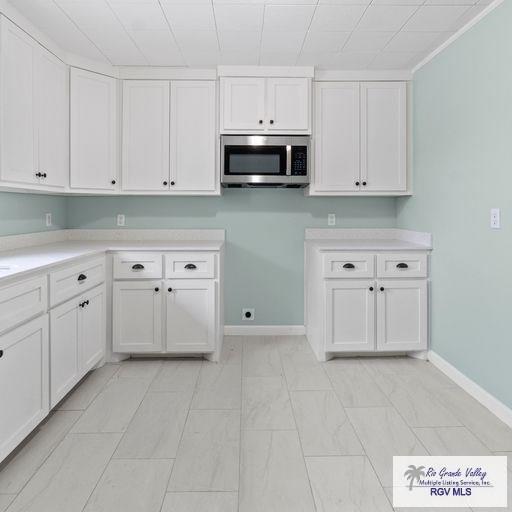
xmin=490 ymin=208 xmax=501 ymax=229
xmin=117 ymin=214 xmax=126 ymax=227
xmin=328 ymin=213 xmax=336 ymax=226
xmin=242 ymin=308 xmax=255 ymax=321
xmin=45 ymin=213 xmax=52 ymax=227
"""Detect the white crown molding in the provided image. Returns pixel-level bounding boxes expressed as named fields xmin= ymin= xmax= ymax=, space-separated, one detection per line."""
xmin=118 ymin=66 xmax=217 ymax=80
xmin=413 ymin=0 xmax=505 ymax=74
xmin=224 ymin=325 xmax=306 ymax=336
xmin=218 ymin=65 xmax=314 ymax=78
xmin=66 ymin=53 xmax=118 ymax=79
xmin=315 ymin=70 xmax=413 ymax=82
xmin=428 ymin=350 xmax=512 ymax=429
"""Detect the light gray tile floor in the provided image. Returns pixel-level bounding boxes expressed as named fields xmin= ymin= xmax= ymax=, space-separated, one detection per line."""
xmin=0 ymin=336 xmax=510 ymax=511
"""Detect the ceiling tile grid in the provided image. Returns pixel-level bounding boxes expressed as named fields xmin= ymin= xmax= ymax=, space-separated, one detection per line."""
xmin=5 ymin=0 xmax=495 ymax=70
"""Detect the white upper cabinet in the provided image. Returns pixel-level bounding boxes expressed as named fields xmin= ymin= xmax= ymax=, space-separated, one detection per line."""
xmin=220 ymin=77 xmax=311 ymax=134
xmin=0 ymin=17 xmax=68 ymax=190
xmin=170 ymin=81 xmax=217 ymax=193
xmin=361 ymin=82 xmax=407 ymax=192
xmin=312 ymin=82 xmax=360 ymax=193
xmin=70 ymin=68 xmax=117 ymax=191
xmin=122 ymin=80 xmax=170 ymax=191
xmin=310 ymin=81 xmax=408 ymax=196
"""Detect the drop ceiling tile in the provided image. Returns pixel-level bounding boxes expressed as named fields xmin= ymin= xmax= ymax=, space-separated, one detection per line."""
xmin=334 ymin=51 xmax=378 ymax=68
xmin=173 ymin=29 xmax=219 ymax=52
xmin=369 ymin=51 xmax=417 ymax=69
xmin=263 ymin=5 xmax=316 ymax=32
xmin=213 ymin=0 xmax=265 ymax=3
xmin=424 ymin=0 xmax=477 ymax=4
xmin=107 ymin=1 xmax=169 ymax=30
xmin=182 ymin=51 xmax=220 ymax=66
xmin=455 ymin=3 xmax=488 ymax=24
xmin=310 ymin=5 xmax=367 ymax=31
xmin=161 ymin=3 xmax=216 ymax=30
xmin=371 ymin=0 xmax=423 ymax=4
xmin=403 ymin=5 xmax=471 ymax=31
xmin=56 ymin=0 xmax=119 ymax=26
xmin=297 ymin=51 xmax=341 ymax=67
xmin=214 ymin=4 xmax=264 ymax=31
xmin=344 ymin=31 xmax=395 ymax=52
xmin=264 ymin=0 xmax=316 ymax=4
xmin=260 ymin=30 xmax=306 ymax=53
xmin=219 ymin=50 xmax=259 ymax=64
xmin=385 ymin=31 xmax=449 ymax=52
xmin=357 ymin=5 xmax=419 ymax=31
xmin=128 ymin=29 xmax=184 ymax=65
xmin=317 ymin=0 xmax=370 ymax=4
xmin=218 ymin=31 xmax=261 ymax=52
xmin=302 ymin=31 xmax=350 ymax=52
xmin=259 ymin=52 xmax=298 ymax=65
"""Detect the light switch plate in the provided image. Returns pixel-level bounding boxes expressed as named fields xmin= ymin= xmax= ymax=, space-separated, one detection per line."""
xmin=117 ymin=214 xmax=126 ymax=227
xmin=491 ymin=208 xmax=500 ymax=229
xmin=45 ymin=213 xmax=52 ymax=227
xmin=328 ymin=213 xmax=336 ymax=226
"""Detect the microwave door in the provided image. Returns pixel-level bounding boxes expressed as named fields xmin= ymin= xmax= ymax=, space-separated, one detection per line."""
xmin=224 ymin=145 xmax=287 ymax=176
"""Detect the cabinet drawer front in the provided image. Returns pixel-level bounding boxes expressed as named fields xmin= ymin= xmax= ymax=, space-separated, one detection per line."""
xmin=0 ymin=276 xmax=48 ymax=335
xmin=50 ymin=257 xmax=105 ymax=307
xmin=376 ymin=253 xmax=427 ymax=278
xmin=165 ymin=253 xmax=215 ymax=279
xmin=113 ymin=252 xmax=163 ymax=279
xmin=323 ymin=253 xmax=374 ymax=278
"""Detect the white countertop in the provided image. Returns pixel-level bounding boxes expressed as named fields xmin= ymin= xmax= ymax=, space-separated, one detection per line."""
xmin=0 ymin=239 xmax=224 ymax=282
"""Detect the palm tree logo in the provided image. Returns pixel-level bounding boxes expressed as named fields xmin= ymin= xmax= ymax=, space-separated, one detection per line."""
xmin=404 ymin=465 xmax=426 ymax=491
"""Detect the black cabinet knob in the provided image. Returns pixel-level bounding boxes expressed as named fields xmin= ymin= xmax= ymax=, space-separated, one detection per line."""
xmin=362 ymin=181 xmax=367 ymax=186
xmin=155 ymin=287 xmax=160 ymax=292
xmin=170 ymin=181 xmax=175 ymax=186
xmin=369 ymin=287 xmax=374 ymax=291
xmin=380 ymin=287 xmax=385 ymax=292
xmin=85 ymin=300 xmax=89 ymax=306
xmin=163 ymin=181 xmax=168 ymax=186
xmin=270 ymin=120 xmax=274 ymax=124
xmin=258 ymin=120 xmax=263 ymax=124
xmin=35 ymin=172 xmax=42 ymax=178
xmin=42 ymin=172 xmax=47 ymax=178
xmin=168 ymin=287 xmax=173 ymax=292
xmin=355 ymin=181 xmax=360 ymax=186
xmin=0 ymin=349 xmax=4 ymax=358
xmin=111 ymin=179 xmax=116 ymax=185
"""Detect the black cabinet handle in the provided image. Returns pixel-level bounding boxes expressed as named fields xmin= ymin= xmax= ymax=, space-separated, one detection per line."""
xmin=0 ymin=349 xmax=4 ymax=358
xmin=362 ymin=181 xmax=367 ymax=186
xmin=380 ymin=287 xmax=385 ymax=292
xmin=342 ymin=263 xmax=355 ymax=269
xmin=258 ymin=120 xmax=263 ymax=124
xmin=396 ymin=262 xmax=409 ymax=269
xmin=35 ymin=172 xmax=42 ymax=178
xmin=369 ymin=286 xmax=374 ymax=291
xmin=163 ymin=181 xmax=168 ymax=186
xmin=168 ymin=287 xmax=173 ymax=292
xmin=79 ymin=301 xmax=84 ymax=308
xmin=42 ymin=172 xmax=47 ymax=178
xmin=111 ymin=179 xmax=116 ymax=185
xmin=132 ymin=264 xmax=145 ymax=271
xmin=270 ymin=119 xmax=274 ymax=124
xmin=184 ymin=263 xmax=197 ymax=270
xmin=77 ymin=274 xmax=87 ymax=282
xmin=155 ymin=287 xmax=160 ymax=292
xmin=170 ymin=181 xmax=175 ymax=186
xmin=355 ymin=181 xmax=360 ymax=186
xmin=85 ymin=300 xmax=89 ymax=306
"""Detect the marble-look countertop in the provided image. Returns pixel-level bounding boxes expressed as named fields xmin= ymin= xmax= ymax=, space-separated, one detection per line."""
xmin=0 ymin=239 xmax=224 ymax=282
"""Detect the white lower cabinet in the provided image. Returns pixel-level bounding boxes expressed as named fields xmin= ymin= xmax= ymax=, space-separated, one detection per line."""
xmin=50 ymin=284 xmax=106 ymax=407
xmin=0 ymin=315 xmax=49 ymax=462
xmin=166 ymin=279 xmax=215 ymax=353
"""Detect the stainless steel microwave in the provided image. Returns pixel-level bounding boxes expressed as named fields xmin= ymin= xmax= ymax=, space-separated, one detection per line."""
xmin=221 ymin=135 xmax=310 ymax=188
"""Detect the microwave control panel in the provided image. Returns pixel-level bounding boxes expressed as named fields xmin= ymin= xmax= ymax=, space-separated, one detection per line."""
xmin=291 ymin=146 xmax=308 ymax=176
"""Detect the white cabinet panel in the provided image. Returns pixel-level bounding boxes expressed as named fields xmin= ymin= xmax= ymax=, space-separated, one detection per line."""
xmin=323 ymin=252 xmax=374 ymax=279
xmin=376 ymin=280 xmax=427 ymax=352
xmin=361 ymin=82 xmax=407 ymax=192
xmin=113 ymin=252 xmax=163 ymax=279
xmin=166 ymin=279 xmax=215 ymax=353
xmin=266 ymin=78 xmax=310 ymax=132
xmin=113 ymin=281 xmax=162 ymax=353
xmin=170 ymin=81 xmax=217 ymax=193
xmin=313 ymin=82 xmax=360 ymax=192
xmin=37 ymin=50 xmax=68 ymax=189
xmin=80 ymin=285 xmax=105 ymax=372
xmin=122 ymin=80 xmax=170 ymax=191
xmin=0 ymin=17 xmax=37 ymax=185
xmin=325 ymin=280 xmax=375 ymax=352
xmin=0 ymin=315 xmax=49 ymax=462
xmin=50 ymin=299 xmax=79 ymax=408
xmin=70 ymin=68 xmax=117 ymax=191
xmin=220 ymin=77 xmax=265 ymax=132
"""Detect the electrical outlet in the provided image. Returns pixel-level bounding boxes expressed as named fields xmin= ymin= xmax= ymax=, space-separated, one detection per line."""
xmin=45 ymin=213 xmax=52 ymax=227
xmin=242 ymin=308 xmax=255 ymax=321
xmin=328 ymin=213 xmax=336 ymax=226
xmin=117 ymin=214 xmax=126 ymax=227
xmin=490 ymin=208 xmax=501 ymax=229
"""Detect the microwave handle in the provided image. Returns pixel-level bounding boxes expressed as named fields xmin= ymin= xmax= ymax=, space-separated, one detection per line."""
xmin=286 ymin=145 xmax=291 ymax=176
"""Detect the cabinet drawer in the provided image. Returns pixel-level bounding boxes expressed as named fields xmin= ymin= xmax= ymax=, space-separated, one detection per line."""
xmin=50 ymin=257 xmax=105 ymax=307
xmin=323 ymin=253 xmax=374 ymax=278
xmin=113 ymin=252 xmax=163 ymax=279
xmin=0 ymin=276 xmax=48 ymax=335
xmin=165 ymin=252 xmax=215 ymax=279
xmin=376 ymin=253 xmax=427 ymax=278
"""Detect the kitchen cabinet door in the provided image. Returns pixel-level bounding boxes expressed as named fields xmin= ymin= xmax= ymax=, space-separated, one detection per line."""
xmin=0 ymin=316 xmax=49 ymax=462
xmin=170 ymin=81 xmax=217 ymax=193
xmin=70 ymin=68 xmax=117 ymax=191
xmin=122 ymin=80 xmax=170 ymax=191
xmin=166 ymin=280 xmax=215 ymax=353
xmin=376 ymin=280 xmax=427 ymax=352
xmin=0 ymin=17 xmax=37 ymax=185
xmin=325 ymin=280 xmax=375 ymax=352
xmin=361 ymin=82 xmax=407 ymax=192
xmin=50 ymin=299 xmax=80 ymax=408
xmin=220 ymin=77 xmax=265 ymax=132
xmin=36 ymin=49 xmax=69 ymax=189
xmin=79 ymin=285 xmax=105 ymax=373
xmin=113 ymin=281 xmax=162 ymax=353
xmin=312 ymin=82 xmax=360 ymax=193
xmin=266 ymin=77 xmax=310 ymax=132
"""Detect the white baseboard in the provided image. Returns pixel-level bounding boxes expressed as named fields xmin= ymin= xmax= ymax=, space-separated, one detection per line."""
xmin=428 ymin=350 xmax=512 ymax=429
xmin=224 ymin=325 xmax=305 ymax=336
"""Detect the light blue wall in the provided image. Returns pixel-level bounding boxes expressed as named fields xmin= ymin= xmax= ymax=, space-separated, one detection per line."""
xmin=67 ymin=191 xmax=396 ymax=325
xmin=0 ymin=191 xmax=67 ymax=236
xmin=397 ymin=1 xmax=512 ymax=408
